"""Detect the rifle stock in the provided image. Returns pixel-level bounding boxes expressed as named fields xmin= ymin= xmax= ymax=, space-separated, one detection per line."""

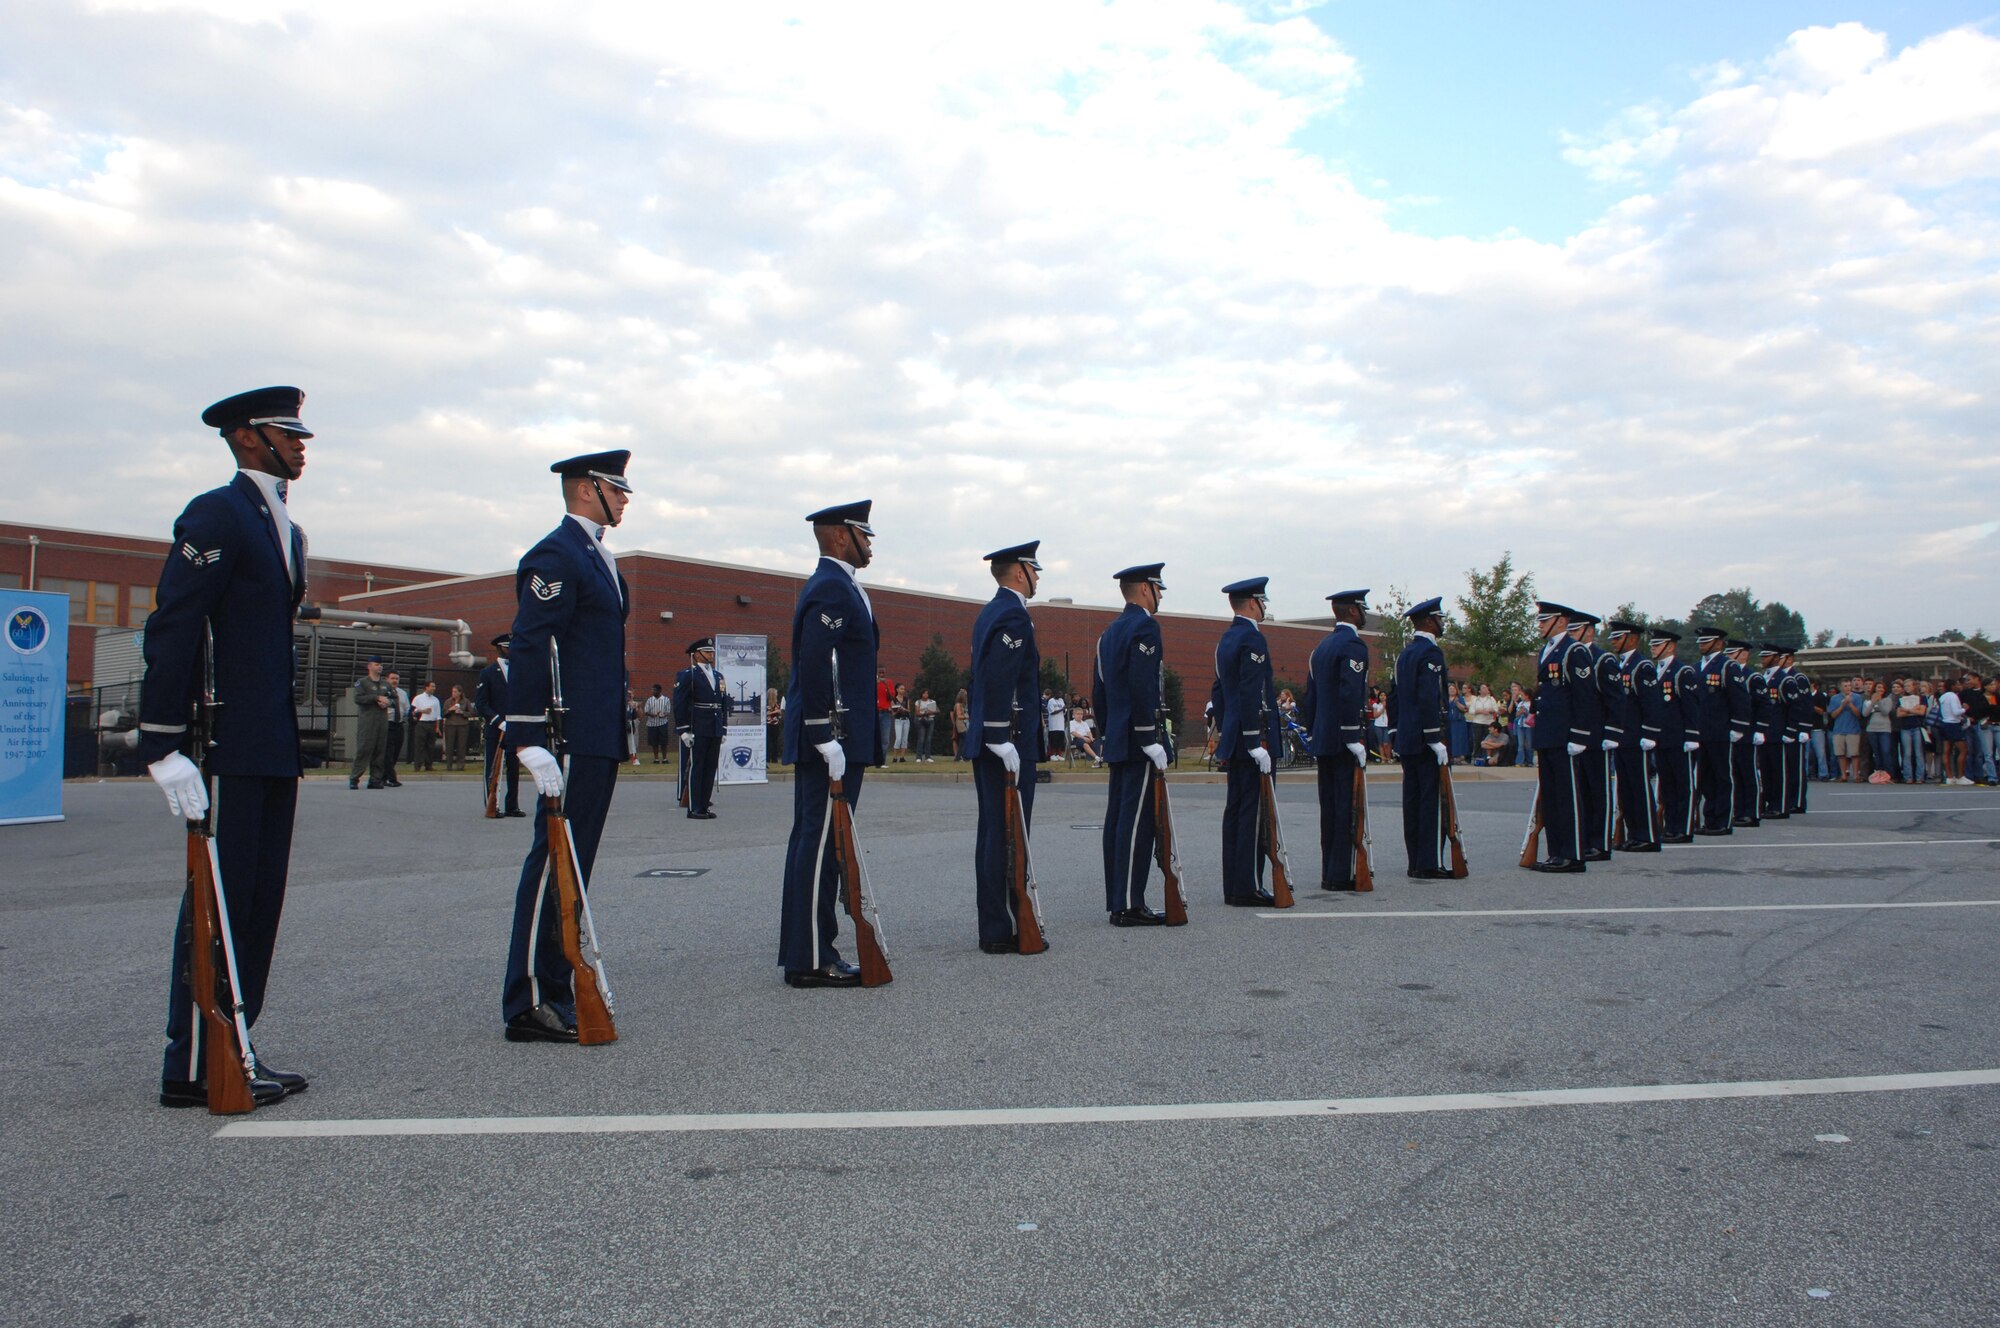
xmin=1440 ymin=763 xmax=1469 ymax=878
xmin=1257 ymin=770 xmax=1295 ymax=908
xmin=830 ymin=777 xmax=894 ymax=985
xmin=544 ymin=638 xmax=616 ymax=1044
xmin=1351 ymin=771 xmax=1374 ymax=892
xmin=185 ymin=623 xmax=258 ymax=1114
xmin=1004 ymin=773 xmax=1049 ymax=953
xmin=1520 ymin=784 xmax=1543 ymax=868
xmin=1153 ymin=769 xmax=1189 ymax=925
xmin=484 ymin=732 xmax=503 ymax=818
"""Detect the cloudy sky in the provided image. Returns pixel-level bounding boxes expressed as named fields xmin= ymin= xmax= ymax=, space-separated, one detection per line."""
xmin=3 ymin=1 xmax=1996 ymax=641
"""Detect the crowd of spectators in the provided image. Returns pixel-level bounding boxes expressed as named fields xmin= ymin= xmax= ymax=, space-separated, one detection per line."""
xmin=1812 ymin=672 xmax=1997 ymax=785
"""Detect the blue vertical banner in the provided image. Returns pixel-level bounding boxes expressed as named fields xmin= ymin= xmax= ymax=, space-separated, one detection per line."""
xmin=1 ymin=590 xmax=71 ymax=826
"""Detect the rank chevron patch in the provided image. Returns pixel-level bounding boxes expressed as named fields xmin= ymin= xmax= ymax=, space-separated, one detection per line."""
xmin=530 ymin=574 xmax=563 ymax=601
xmin=180 ymin=542 xmax=221 ymax=565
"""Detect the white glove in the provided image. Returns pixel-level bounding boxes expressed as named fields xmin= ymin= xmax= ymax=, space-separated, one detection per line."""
xmin=1346 ymin=742 xmax=1367 ymax=764
xmin=1753 ymin=732 xmax=1766 ymax=746
xmin=1729 ymin=731 xmax=1743 ymax=744
xmin=517 ymin=745 xmax=564 ymax=797
xmin=1600 ymin=738 xmax=1618 ymax=751
xmin=1683 ymin=741 xmax=1700 ymax=753
xmin=1428 ymin=742 xmax=1448 ymax=766
xmin=1781 ymin=734 xmax=1795 ymax=744
xmin=814 ymin=740 xmax=846 ymax=782
xmin=680 ymin=732 xmax=694 ymax=748
xmin=1566 ymin=742 xmax=1586 ymax=757
xmin=1639 ymin=738 xmax=1656 ymax=751
xmin=1250 ymin=747 xmax=1272 ymax=775
xmin=1142 ymin=743 xmax=1167 ymax=771
xmin=986 ymin=742 xmax=1020 ymax=775
xmin=148 ymin=752 xmax=208 ymax=819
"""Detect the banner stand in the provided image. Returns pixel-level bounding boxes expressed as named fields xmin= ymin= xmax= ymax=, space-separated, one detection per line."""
xmin=2 ymin=590 xmax=72 ymax=826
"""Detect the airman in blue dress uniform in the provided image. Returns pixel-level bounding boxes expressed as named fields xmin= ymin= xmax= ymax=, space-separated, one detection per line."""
xmin=675 ymin=636 xmax=726 ymax=819
xmin=1755 ymin=643 xmax=1791 ymax=820
xmin=1650 ymin=628 xmax=1700 ymax=843
xmin=1093 ymin=562 xmax=1172 ymax=925
xmin=1781 ymin=647 xmax=1812 ymax=814
xmin=475 ymin=633 xmax=524 ymax=817
xmin=1608 ymin=620 xmax=1662 ymax=852
xmin=1729 ymin=639 xmax=1764 ymax=827
xmin=778 ymin=500 xmax=881 ymax=988
xmin=1692 ymin=626 xmax=1741 ymax=834
xmin=1303 ymin=589 xmax=1372 ymax=889
xmin=967 ymin=541 xmax=1046 ymax=953
xmin=500 ymin=449 xmax=634 ymax=1044
xmin=1214 ymin=577 xmax=1278 ymax=904
xmin=1569 ymin=613 xmax=1623 ymax=861
xmin=1394 ymin=597 xmax=1453 ymax=879
xmin=143 ymin=386 xmax=315 ymax=1107
xmin=1527 ymin=602 xmax=1592 ymax=872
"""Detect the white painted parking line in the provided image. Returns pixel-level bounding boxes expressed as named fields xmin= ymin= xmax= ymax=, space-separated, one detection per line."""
xmin=1694 ymin=837 xmax=2000 ymax=849
xmin=1263 ymin=900 xmax=2000 ymax=921
xmin=215 ymin=1068 xmax=2000 ymax=1139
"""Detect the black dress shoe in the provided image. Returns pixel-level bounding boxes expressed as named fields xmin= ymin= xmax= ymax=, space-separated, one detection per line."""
xmin=385 ymin=779 xmax=403 ymax=788
xmin=160 ymin=1076 xmax=287 ymax=1109
xmin=1581 ymin=849 xmax=1612 ymax=863
xmin=348 ymin=779 xmax=359 ymax=790
xmin=687 ymin=810 xmax=717 ymax=819
xmin=1110 ymin=907 xmax=1168 ymax=926
xmin=1694 ymin=827 xmax=1732 ymax=837
xmin=505 ymin=808 xmax=527 ymax=818
xmin=1409 ymin=868 xmax=1456 ymax=880
xmin=251 ymin=1058 xmax=309 ymax=1095
xmin=1660 ymin=834 xmax=1693 ymax=845
xmin=505 ymin=1004 xmax=579 ymax=1043
xmin=979 ymin=937 xmax=1021 ymax=954
xmin=1621 ymin=842 xmax=1662 ymax=853
xmin=785 ymin=964 xmax=864 ymax=988
xmin=1732 ymin=817 xmax=1758 ymax=828
xmin=1321 ymin=879 xmax=1356 ymax=891
xmin=366 ymin=781 xmax=385 ymax=789
xmin=1527 ymin=858 xmax=1586 ymax=873
xmin=1223 ymin=892 xmax=1276 ymax=907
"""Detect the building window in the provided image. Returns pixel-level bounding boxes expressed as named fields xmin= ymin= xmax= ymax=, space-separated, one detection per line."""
xmin=37 ymin=578 xmax=83 ymax=620
xmin=129 ymin=584 xmax=156 ymax=627
xmin=0 ymin=572 xmax=20 ymax=590
xmin=93 ymin=581 xmax=119 ymax=625
xmin=35 ymin=578 xmax=123 ymax=624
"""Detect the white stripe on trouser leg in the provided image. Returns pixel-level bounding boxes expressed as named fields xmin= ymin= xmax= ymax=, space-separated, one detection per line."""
xmin=807 ymin=782 xmax=835 ymax=966
xmin=1124 ymin=765 xmax=1151 ymax=910
xmin=1568 ymin=755 xmax=1581 ymax=858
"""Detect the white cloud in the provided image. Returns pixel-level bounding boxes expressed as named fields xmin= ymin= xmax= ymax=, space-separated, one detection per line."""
xmin=0 ymin=6 xmax=1996 ymax=642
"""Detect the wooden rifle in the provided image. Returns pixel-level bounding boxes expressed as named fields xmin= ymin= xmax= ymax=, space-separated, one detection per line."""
xmin=484 ymin=721 xmax=504 ymax=818
xmin=1351 ymin=765 xmax=1375 ymax=892
xmin=1520 ymin=783 xmax=1544 ymax=868
xmin=542 ymin=639 xmax=617 ymax=1044
xmin=183 ymin=623 xmax=259 ymax=1114
xmin=1256 ymin=697 xmax=1295 ymax=907
xmin=1003 ymin=702 xmax=1050 ymax=953
xmin=829 ymin=652 xmax=893 ymax=985
xmin=1153 ymin=689 xmax=1190 ymax=924
xmin=1439 ymin=760 xmax=1470 ymax=878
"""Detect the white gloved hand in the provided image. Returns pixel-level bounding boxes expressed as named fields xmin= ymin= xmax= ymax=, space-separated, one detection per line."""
xmin=815 ymin=740 xmax=846 ymax=782
xmin=148 ymin=752 xmax=208 ymax=819
xmin=1250 ymin=747 xmax=1272 ymax=775
xmin=1640 ymin=738 xmax=1656 ymax=751
xmin=1566 ymin=742 xmax=1587 ymax=757
xmin=1142 ymin=743 xmax=1167 ymax=771
xmin=1346 ymin=742 xmax=1368 ymax=764
xmin=1683 ymin=741 xmax=1700 ymax=753
xmin=1600 ymin=738 xmax=1618 ymax=751
xmin=1753 ymin=732 xmax=1766 ymax=746
xmin=986 ymin=742 xmax=1020 ymax=775
xmin=1729 ymin=731 xmax=1743 ymax=744
xmin=517 ymin=745 xmax=564 ymax=797
xmin=680 ymin=731 xmax=694 ymax=748
xmin=1429 ymin=742 xmax=1448 ymax=766
xmin=1781 ymin=734 xmax=1795 ymax=744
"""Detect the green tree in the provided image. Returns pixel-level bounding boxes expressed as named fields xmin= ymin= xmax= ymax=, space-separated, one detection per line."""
xmin=1684 ymin=588 xmax=1809 ymax=647
xmin=1039 ymin=657 xmax=1070 ymax=704
xmin=1373 ymin=586 xmax=1412 ymax=687
xmin=1452 ymin=552 xmax=1539 ymax=682
xmin=1161 ymin=664 xmax=1186 ymax=756
xmin=766 ymin=642 xmax=788 ymax=693
xmin=1812 ymin=628 xmax=1834 ymax=648
xmin=912 ymin=633 xmax=963 ymax=709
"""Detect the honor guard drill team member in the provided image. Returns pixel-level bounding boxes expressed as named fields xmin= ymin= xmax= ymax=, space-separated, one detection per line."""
xmin=1093 ymin=563 xmax=1173 ymax=925
xmin=1393 ymin=597 xmax=1454 ymax=879
xmin=1569 ymin=613 xmax=1623 ymax=861
xmin=1303 ymin=589 xmax=1372 ymax=890
xmin=1729 ymin=639 xmax=1764 ymax=827
xmin=675 ymin=637 xmax=726 ymax=819
xmin=499 ymin=450 xmax=634 ymax=1043
xmin=1213 ymin=577 xmax=1278 ymax=906
xmin=1756 ymin=643 xmax=1791 ymax=820
xmin=476 ymin=634 xmax=524 ymax=817
xmin=1692 ymin=626 xmax=1742 ymax=834
xmin=1782 ymin=646 xmax=1812 ymax=814
xmin=142 ymin=386 xmax=315 ymax=1108
xmin=1607 ymin=620 xmax=1662 ymax=852
xmin=1527 ymin=603 xmax=1591 ymax=871
xmin=1650 ymin=628 xmax=1700 ymax=843
xmin=778 ymin=500 xmax=881 ymax=988
xmin=968 ymin=541 xmax=1046 ymax=953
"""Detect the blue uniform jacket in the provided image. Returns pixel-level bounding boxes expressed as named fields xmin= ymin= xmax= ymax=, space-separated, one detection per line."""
xmin=1695 ymin=652 xmax=1737 ymax=744
xmin=1627 ymin=651 xmax=1669 ymax=742
xmin=1587 ymin=643 xmax=1625 ymax=743
xmin=503 ymin=517 xmax=631 ymax=760
xmin=781 ymin=556 xmax=880 ymax=765
xmin=1783 ymin=669 xmax=1813 ymax=738
xmin=1531 ymin=637 xmax=1592 ymax=752
xmin=139 ymin=473 xmax=305 ymax=777
xmin=1091 ymin=603 xmax=1163 ymax=763
xmin=675 ymin=664 xmax=729 ymax=738
xmin=1750 ymin=669 xmax=1779 ymax=739
xmin=1213 ymin=616 xmax=1276 ymax=760
xmin=968 ymin=588 xmax=1043 ymax=757
xmin=1302 ymin=622 xmax=1370 ymax=756
xmin=473 ymin=661 xmax=509 ymax=727
xmin=1392 ymin=633 xmax=1446 ymax=756
xmin=1667 ymin=659 xmax=1702 ymax=745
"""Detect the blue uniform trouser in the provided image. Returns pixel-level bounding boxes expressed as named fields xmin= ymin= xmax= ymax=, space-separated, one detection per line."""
xmin=1316 ymin=752 xmax=1360 ymax=885
xmin=502 ymin=756 xmax=618 ymax=1023
xmin=163 ymin=775 xmax=297 ymax=1084
xmin=1535 ymin=749 xmax=1582 ymax=861
xmin=1656 ymin=746 xmax=1695 ymax=838
xmin=1759 ymin=741 xmax=1787 ymax=815
xmin=1401 ymin=755 xmax=1443 ymax=873
xmin=780 ymin=760 xmax=865 ymax=972
xmin=690 ymin=735 xmax=721 ymax=813
xmin=973 ymin=751 xmax=1037 ymax=943
xmin=1789 ymin=739 xmax=1808 ymax=812
xmin=1220 ymin=756 xmax=1263 ymax=897
xmin=1733 ymin=740 xmax=1761 ymax=821
xmin=484 ymin=723 xmax=520 ymax=813
xmin=1579 ymin=746 xmax=1612 ymax=854
xmin=1615 ymin=746 xmax=1658 ymax=845
xmin=1103 ymin=758 xmax=1157 ymax=912
xmin=1698 ymin=740 xmax=1735 ymax=830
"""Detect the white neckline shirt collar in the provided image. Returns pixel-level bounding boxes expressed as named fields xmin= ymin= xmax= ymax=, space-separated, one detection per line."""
xmin=820 ymin=555 xmax=873 ymax=617
xmin=238 ymin=468 xmax=292 ymax=581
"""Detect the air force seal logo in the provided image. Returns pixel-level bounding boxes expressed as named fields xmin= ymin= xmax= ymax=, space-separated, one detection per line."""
xmin=6 ymin=606 xmax=51 ymax=655
xmin=530 ymin=574 xmax=563 ymax=602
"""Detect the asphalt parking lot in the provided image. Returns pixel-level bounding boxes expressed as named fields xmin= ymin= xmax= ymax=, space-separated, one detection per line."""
xmin=3 ymin=773 xmax=1997 ymax=1327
